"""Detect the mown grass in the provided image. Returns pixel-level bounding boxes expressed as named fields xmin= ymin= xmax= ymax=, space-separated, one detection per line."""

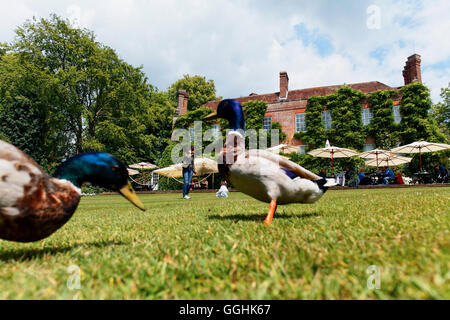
xmin=0 ymin=187 xmax=449 ymax=299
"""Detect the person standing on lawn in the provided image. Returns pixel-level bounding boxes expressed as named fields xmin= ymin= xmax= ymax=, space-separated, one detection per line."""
xmin=182 ymin=146 xmax=196 ymax=199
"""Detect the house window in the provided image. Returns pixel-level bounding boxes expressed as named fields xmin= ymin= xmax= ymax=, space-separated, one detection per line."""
xmin=211 ymin=124 xmax=220 ymax=139
xmin=322 ymin=110 xmax=332 ymax=129
xmin=295 ymin=113 xmax=306 ymax=132
xmin=362 ymin=108 xmax=373 ymax=126
xmin=264 ymin=116 xmax=272 ymax=132
xmin=189 ymin=127 xmax=195 ymax=142
xmin=298 ymin=145 xmax=306 ymax=154
xmin=363 ymin=144 xmax=375 ymax=152
xmin=393 ymin=105 xmax=401 ymax=123
xmin=152 ymin=172 xmax=159 ymax=185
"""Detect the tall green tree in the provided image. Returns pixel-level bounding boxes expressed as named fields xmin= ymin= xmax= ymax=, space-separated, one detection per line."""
xmin=431 ymin=84 xmax=450 ymax=142
xmin=1 ymin=14 xmax=174 ymax=165
xmin=0 ymin=53 xmax=66 ymax=164
xmin=168 ymin=74 xmax=221 ymax=111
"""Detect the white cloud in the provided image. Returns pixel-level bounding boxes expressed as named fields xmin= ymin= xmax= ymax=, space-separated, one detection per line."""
xmin=0 ymin=0 xmax=448 ymax=102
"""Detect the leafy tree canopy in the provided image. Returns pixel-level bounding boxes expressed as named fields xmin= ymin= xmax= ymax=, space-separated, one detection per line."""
xmin=168 ymin=74 xmax=221 ymax=112
xmin=431 ymin=84 xmax=450 ymax=142
xmin=0 ymin=14 xmax=175 ymax=166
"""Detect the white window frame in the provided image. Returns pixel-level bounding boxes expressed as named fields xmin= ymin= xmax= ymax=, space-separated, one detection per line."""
xmin=264 ymin=116 xmax=272 ymax=132
xmin=189 ymin=126 xmax=195 ymax=142
xmin=211 ymin=123 xmax=220 ymax=139
xmin=393 ymin=105 xmax=401 ymax=124
xmin=322 ymin=110 xmax=332 ymax=129
xmin=152 ymin=172 xmax=159 ymax=185
xmin=362 ymin=108 xmax=373 ymax=126
xmin=295 ymin=113 xmax=306 ymax=132
xmin=363 ymin=144 xmax=375 ymax=152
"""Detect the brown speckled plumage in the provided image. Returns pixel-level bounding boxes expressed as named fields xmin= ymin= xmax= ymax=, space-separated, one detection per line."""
xmin=0 ymin=179 xmax=80 ymax=242
xmin=0 ymin=140 xmax=81 ymax=242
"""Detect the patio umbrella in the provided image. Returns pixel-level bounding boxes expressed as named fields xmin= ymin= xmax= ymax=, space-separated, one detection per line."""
xmin=308 ymin=141 xmax=359 ymax=176
xmin=193 ymin=157 xmax=219 ymax=176
xmin=391 ymin=141 xmax=450 ymax=171
xmin=127 ymin=168 xmax=140 ymax=176
xmin=365 ymin=155 xmax=412 ymax=167
xmin=359 ymin=149 xmax=397 ymax=168
xmin=154 ymin=158 xmax=218 ymax=178
xmin=267 ymin=144 xmax=302 ymax=154
xmin=129 ymin=162 xmax=158 ymax=170
xmin=129 ymin=162 xmax=158 ymax=183
xmin=153 ymin=165 xmax=182 ymax=178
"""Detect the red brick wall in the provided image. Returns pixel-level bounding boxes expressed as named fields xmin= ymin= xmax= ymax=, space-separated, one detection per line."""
xmin=402 ymin=54 xmax=422 ymax=85
xmin=176 ymin=89 xmax=189 ymax=115
xmin=279 ymin=71 xmax=289 ymax=99
xmin=265 ymin=100 xmax=307 ymax=144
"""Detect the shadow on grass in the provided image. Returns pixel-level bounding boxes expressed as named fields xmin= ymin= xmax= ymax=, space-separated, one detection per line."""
xmin=208 ymin=212 xmax=321 ymax=222
xmin=0 ymin=239 xmax=126 ymax=262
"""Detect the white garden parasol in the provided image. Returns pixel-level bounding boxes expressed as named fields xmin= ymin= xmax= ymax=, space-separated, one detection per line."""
xmin=127 ymin=168 xmax=140 ymax=176
xmin=129 ymin=162 xmax=159 ymax=170
xmin=154 ymin=157 xmax=218 ymax=178
xmin=267 ymin=144 xmax=302 ymax=154
xmin=359 ymin=149 xmax=397 ymax=168
xmin=391 ymin=141 xmax=450 ymax=171
xmin=365 ymin=155 xmax=412 ymax=167
xmin=308 ymin=140 xmax=359 ymax=175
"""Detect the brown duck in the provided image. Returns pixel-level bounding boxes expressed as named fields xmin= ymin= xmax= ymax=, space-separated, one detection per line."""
xmin=0 ymin=140 xmax=145 ymax=242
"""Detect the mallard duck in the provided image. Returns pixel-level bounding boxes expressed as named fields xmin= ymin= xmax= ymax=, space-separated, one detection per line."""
xmin=0 ymin=140 xmax=145 ymax=242
xmin=204 ymin=99 xmax=335 ymax=225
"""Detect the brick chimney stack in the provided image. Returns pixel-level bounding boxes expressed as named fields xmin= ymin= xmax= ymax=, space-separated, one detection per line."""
xmin=176 ymin=89 xmax=189 ymax=116
xmin=402 ymin=54 xmax=422 ymax=85
xmin=279 ymin=71 xmax=289 ymax=99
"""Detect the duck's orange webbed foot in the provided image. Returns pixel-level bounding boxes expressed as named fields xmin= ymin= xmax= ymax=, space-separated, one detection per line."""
xmin=264 ymin=200 xmax=277 ymax=225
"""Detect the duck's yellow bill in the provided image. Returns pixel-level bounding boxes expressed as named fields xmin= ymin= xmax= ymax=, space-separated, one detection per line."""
xmin=204 ymin=111 xmax=218 ymax=120
xmin=119 ymin=183 xmax=146 ymax=211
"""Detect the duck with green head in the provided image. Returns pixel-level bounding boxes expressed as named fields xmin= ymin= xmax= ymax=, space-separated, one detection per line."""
xmin=0 ymin=140 xmax=145 ymax=242
xmin=205 ymin=99 xmax=336 ymax=225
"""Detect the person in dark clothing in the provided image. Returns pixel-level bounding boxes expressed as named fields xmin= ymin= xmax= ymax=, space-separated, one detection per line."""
xmin=434 ymin=165 xmax=449 ymax=183
xmin=344 ymin=166 xmax=355 ymax=186
xmin=383 ymin=166 xmax=395 ymax=185
xmin=318 ymin=168 xmax=327 ymax=179
xmin=182 ymin=146 xmax=196 ymax=199
xmin=344 ymin=167 xmax=352 ymax=181
xmin=358 ymin=168 xmax=371 ymax=185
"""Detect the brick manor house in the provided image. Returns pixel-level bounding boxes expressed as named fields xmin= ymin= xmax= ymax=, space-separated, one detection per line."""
xmin=175 ymin=54 xmax=423 ymax=153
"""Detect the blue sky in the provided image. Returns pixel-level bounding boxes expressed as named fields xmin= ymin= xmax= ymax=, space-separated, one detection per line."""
xmin=0 ymin=0 xmax=448 ymax=102
xmin=294 ymin=23 xmax=334 ymax=57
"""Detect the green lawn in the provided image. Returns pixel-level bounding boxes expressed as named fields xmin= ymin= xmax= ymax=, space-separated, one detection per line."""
xmin=0 ymin=187 xmax=449 ymax=299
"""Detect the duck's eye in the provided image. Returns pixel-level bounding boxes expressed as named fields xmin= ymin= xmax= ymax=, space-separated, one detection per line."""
xmin=111 ymin=165 xmax=119 ymax=172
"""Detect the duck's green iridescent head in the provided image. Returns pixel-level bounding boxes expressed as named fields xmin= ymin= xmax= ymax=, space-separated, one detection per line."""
xmin=204 ymin=99 xmax=245 ymax=131
xmin=54 ymin=153 xmax=145 ymax=211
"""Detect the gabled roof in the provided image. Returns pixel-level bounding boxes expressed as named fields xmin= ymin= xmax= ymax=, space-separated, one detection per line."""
xmin=203 ymin=81 xmax=394 ymax=110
